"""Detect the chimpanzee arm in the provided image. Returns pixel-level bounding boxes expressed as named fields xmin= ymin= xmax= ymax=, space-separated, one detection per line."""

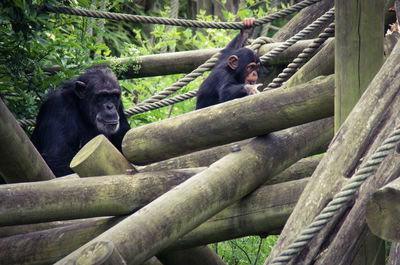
xmin=218 ymin=83 xmax=248 ymax=103
xmin=31 ymin=92 xmax=80 ymax=176
xmin=224 ymin=28 xmax=252 ymax=51
xmin=224 ymin=18 xmax=255 ymax=51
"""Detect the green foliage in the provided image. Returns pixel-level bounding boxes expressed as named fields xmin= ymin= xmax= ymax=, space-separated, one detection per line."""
xmin=210 ymin=235 xmax=279 ymax=265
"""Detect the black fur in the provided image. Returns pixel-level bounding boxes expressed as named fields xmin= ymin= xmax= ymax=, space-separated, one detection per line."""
xmin=31 ymin=68 xmax=130 ymax=176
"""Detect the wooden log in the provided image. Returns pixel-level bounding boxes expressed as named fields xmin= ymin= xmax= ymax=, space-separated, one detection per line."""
xmin=285 ymin=38 xmax=334 ymax=88
xmin=169 ymin=178 xmax=309 ymax=250
xmin=55 ymin=117 xmax=333 ymax=265
xmin=263 ymin=35 xmax=400 ymax=265
xmin=387 ymin=242 xmax=400 ymax=265
xmin=139 ymin=139 xmax=251 ymax=171
xmin=122 ymin=75 xmax=335 ymax=165
xmin=43 ymin=40 xmax=321 ymax=79
xmin=0 ymin=170 xmax=200 ymax=226
xmin=273 ymin=0 xmax=334 ymax=42
xmin=0 ymin=98 xmax=55 ymax=183
xmin=366 ymin=177 xmax=400 ymax=241
xmin=334 ymin=0 xmax=385 ymax=131
xmin=70 ymin=134 xmax=136 ymax=177
xmin=0 ymin=176 xmax=309 ymax=265
xmin=142 ymin=147 xmax=322 ymax=185
xmin=0 ymin=156 xmax=320 ymax=237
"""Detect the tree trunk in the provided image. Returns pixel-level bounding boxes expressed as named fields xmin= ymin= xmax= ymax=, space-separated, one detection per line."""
xmin=263 ymin=37 xmax=400 ymax=265
xmin=122 ymin=75 xmax=334 ymax=165
xmin=0 ymin=98 xmax=55 ymax=183
xmin=55 ymin=117 xmax=333 ymax=265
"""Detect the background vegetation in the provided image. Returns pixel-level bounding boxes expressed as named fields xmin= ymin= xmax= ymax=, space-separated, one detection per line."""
xmin=0 ymin=0 xmax=290 ymax=263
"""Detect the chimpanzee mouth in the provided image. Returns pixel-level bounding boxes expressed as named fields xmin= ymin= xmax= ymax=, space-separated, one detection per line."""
xmin=96 ymin=118 xmax=120 ymax=135
xmin=246 ymin=80 xmax=256 ymax=85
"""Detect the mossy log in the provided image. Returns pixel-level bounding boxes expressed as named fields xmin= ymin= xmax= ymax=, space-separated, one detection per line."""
xmin=285 ymin=38 xmax=334 ymax=88
xmin=70 ymin=134 xmax=136 ymax=177
xmin=97 ymin=39 xmax=323 ymax=79
xmin=0 ymin=156 xmax=320 ymax=238
xmin=122 ymin=75 xmax=334 ymax=165
xmin=0 ymin=98 xmax=55 ymax=183
xmin=366 ymin=176 xmax=400 ymax=241
xmin=142 ymin=146 xmax=322 ymax=185
xmin=334 ymin=0 xmax=384 ymax=131
xmin=264 ymin=36 xmax=400 ymax=265
xmin=169 ymin=178 xmax=309 ymax=250
xmin=55 ymin=117 xmax=333 ymax=265
xmin=0 ymin=177 xmax=309 ymax=265
xmin=0 ymin=170 xmax=201 ymax=226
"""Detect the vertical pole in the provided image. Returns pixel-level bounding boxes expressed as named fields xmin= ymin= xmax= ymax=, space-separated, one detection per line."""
xmin=334 ymin=0 xmax=384 ymax=132
xmin=335 ymin=1 xmax=385 ymax=265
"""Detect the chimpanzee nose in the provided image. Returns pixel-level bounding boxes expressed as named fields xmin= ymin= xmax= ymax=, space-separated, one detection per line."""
xmin=105 ymin=103 xmax=114 ymax=110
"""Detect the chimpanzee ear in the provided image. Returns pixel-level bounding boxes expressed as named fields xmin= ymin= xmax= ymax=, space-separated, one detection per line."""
xmin=227 ymin=55 xmax=239 ymax=70
xmin=74 ymin=81 xmax=87 ymax=99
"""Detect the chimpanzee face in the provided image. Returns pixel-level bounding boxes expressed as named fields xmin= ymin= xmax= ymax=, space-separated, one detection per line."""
xmin=244 ymin=62 xmax=260 ymax=85
xmin=227 ymin=48 xmax=261 ymax=84
xmin=74 ymin=71 xmax=123 ymax=136
xmin=92 ymin=86 xmax=121 ymax=136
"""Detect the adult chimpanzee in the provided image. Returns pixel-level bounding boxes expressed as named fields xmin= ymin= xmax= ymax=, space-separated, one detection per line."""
xmin=196 ymin=18 xmax=262 ymax=109
xmin=31 ymin=67 xmax=130 ymax=177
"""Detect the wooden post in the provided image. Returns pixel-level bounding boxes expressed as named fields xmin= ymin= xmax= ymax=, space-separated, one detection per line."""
xmin=70 ymin=134 xmax=136 ymax=177
xmin=334 ymin=1 xmax=385 ymax=264
xmin=55 ymin=118 xmax=333 ymax=265
xmin=334 ymin=0 xmax=385 ymax=131
xmin=0 ymin=98 xmax=55 ymax=183
xmin=122 ymin=75 xmax=335 ymax=165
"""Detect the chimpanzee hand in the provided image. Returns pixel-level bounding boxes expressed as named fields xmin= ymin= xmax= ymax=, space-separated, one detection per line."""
xmin=242 ymin=18 xmax=256 ymax=36
xmin=244 ymin=83 xmax=262 ymax=95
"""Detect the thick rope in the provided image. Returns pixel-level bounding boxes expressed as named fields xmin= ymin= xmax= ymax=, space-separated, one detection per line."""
xmin=260 ymin=7 xmax=335 ymax=71
xmin=269 ymin=123 xmax=400 ymax=264
xmin=42 ymin=0 xmax=323 ymax=29
xmin=266 ymin=21 xmax=335 ymax=89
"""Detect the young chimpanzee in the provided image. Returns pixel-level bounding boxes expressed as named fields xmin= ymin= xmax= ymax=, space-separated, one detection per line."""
xmin=31 ymin=67 xmax=130 ymax=177
xmin=196 ymin=18 xmax=262 ymax=109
